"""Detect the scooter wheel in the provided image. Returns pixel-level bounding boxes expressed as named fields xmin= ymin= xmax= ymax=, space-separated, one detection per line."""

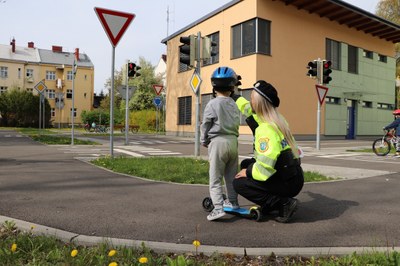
xmin=250 ymin=207 xmax=262 ymax=222
xmin=202 ymin=197 xmax=214 ymax=212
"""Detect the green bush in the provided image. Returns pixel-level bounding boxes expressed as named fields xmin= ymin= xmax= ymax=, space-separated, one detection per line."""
xmin=130 ymin=110 xmax=157 ymax=132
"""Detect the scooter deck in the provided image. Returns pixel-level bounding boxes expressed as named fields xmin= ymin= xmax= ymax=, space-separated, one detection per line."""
xmin=223 ymin=207 xmax=252 ymax=215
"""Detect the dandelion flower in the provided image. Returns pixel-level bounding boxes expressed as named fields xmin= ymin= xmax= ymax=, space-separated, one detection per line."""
xmin=70 ymin=249 xmax=78 ymax=257
xmin=108 ymin=249 xmax=117 ymax=257
xmin=139 ymin=257 xmax=148 ymax=264
xmin=30 ymin=225 xmax=35 ymax=230
xmin=11 ymin=243 xmax=17 ymax=252
xmin=108 ymin=262 xmax=118 ymax=266
xmin=192 ymin=240 xmax=201 ymax=247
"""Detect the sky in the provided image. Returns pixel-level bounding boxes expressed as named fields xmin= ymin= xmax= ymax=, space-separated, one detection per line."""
xmin=0 ymin=0 xmax=380 ymax=94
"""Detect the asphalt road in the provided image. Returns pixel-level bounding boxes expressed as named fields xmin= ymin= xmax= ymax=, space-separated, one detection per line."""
xmin=1 ymin=129 xmax=399 ymax=254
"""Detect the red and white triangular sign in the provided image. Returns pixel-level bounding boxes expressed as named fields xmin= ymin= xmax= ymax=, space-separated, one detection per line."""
xmin=315 ymin=84 xmax=329 ymax=105
xmin=94 ymin=7 xmax=135 ymax=47
xmin=152 ymin=84 xmax=164 ymax=96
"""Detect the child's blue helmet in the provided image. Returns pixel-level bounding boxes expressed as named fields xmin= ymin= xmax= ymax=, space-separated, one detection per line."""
xmin=211 ymin=66 xmax=238 ymax=90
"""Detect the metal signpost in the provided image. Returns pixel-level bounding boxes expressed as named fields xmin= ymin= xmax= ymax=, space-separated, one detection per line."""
xmin=34 ymin=80 xmax=47 ymax=135
xmin=94 ymin=7 xmax=135 ymax=157
xmin=71 ymin=59 xmax=77 ymax=145
xmin=153 ymin=96 xmax=163 ymax=133
xmin=190 ymin=65 xmax=202 ymax=157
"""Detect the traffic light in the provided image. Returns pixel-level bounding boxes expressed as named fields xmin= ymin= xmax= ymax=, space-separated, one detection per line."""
xmin=179 ymin=35 xmax=196 ymax=67
xmin=128 ymin=63 xmax=141 ymax=78
xmin=322 ymin=60 xmax=332 ymax=84
xmin=202 ymin=36 xmax=217 ymax=60
xmin=307 ymin=60 xmax=318 ymax=78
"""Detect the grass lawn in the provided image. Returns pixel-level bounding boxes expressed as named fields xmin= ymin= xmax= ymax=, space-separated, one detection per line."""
xmin=91 ymin=156 xmax=337 ymax=184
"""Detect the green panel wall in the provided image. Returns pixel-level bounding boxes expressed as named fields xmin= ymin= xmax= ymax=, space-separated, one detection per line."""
xmin=325 ymin=42 xmax=396 ymax=136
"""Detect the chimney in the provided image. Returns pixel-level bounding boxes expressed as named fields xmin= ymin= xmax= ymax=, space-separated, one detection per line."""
xmin=52 ymin=45 xmax=63 ymax=53
xmin=74 ymin=48 xmax=80 ymax=61
xmin=28 ymin=42 xmax=34 ymax=48
xmin=10 ymin=38 xmax=15 ymax=53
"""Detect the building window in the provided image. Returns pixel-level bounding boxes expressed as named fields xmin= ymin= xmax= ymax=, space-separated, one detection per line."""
xmin=232 ymin=18 xmax=271 ymax=59
xmin=202 ymin=32 xmax=220 ymax=66
xmin=70 ymin=108 xmax=77 ymax=118
xmin=362 ymin=101 xmax=373 ymax=108
xmin=201 ymin=93 xmax=213 ymax=121
xmin=0 ymin=66 xmax=8 ymax=78
xmin=51 ymin=108 xmax=56 ymax=117
xmin=46 ymin=89 xmax=55 ymax=99
xmin=378 ymin=54 xmax=387 ymax=63
xmin=348 ymin=45 xmax=358 ymax=74
xmin=46 ymin=71 xmax=56 ymax=80
xmin=0 ymin=86 xmax=7 ymax=94
xmin=178 ymin=96 xmax=192 ymax=125
xmin=18 ymin=68 xmax=21 ymax=79
xmin=26 ymin=69 xmax=33 ymax=78
xmin=363 ymin=50 xmax=373 ymax=59
xmin=26 ymin=88 xmax=33 ymax=93
xmin=66 ymin=89 xmax=72 ymax=99
xmin=67 ymin=71 xmax=73 ymax=80
xmin=326 ymin=96 xmax=341 ymax=104
xmin=326 ymin=39 xmax=341 ymax=70
xmin=377 ymin=102 xmax=394 ymax=110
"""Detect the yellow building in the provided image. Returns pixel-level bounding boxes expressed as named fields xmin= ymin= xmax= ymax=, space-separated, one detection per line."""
xmin=0 ymin=39 xmax=94 ymax=127
xmin=162 ymin=0 xmax=400 ymax=139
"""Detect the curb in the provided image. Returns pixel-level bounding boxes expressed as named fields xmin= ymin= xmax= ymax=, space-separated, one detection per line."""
xmin=2 ymin=215 xmax=400 ymax=257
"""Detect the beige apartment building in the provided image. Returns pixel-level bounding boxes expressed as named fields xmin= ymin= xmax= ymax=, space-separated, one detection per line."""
xmin=0 ymin=39 xmax=94 ymax=127
xmin=162 ymin=0 xmax=400 ymax=139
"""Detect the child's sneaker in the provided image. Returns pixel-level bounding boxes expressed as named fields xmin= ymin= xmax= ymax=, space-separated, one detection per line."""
xmin=223 ymin=199 xmax=240 ymax=210
xmin=207 ymin=208 xmax=226 ymax=221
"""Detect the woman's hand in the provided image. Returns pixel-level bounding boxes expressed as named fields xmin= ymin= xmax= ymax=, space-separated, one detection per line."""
xmin=235 ymin=169 xmax=247 ymax=179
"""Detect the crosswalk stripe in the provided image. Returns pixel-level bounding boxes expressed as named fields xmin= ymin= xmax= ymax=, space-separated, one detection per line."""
xmin=114 ymin=148 xmax=144 ymax=157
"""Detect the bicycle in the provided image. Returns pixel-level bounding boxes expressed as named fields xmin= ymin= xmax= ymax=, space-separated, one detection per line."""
xmin=94 ymin=125 xmax=110 ymax=133
xmin=372 ymin=130 xmax=398 ymax=156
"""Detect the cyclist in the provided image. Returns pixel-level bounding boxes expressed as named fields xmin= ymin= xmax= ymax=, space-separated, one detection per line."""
xmin=383 ymin=109 xmax=400 ymax=157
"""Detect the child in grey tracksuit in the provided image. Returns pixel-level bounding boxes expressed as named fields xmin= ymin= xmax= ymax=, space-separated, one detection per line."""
xmin=201 ymin=87 xmax=240 ymax=221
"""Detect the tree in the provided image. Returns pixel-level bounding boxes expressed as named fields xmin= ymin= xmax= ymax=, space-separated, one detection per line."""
xmin=103 ymin=56 xmax=162 ymax=111
xmin=375 ymin=0 xmax=400 ymax=107
xmin=0 ymin=88 xmax=50 ymax=127
xmin=129 ymin=57 xmax=163 ymax=111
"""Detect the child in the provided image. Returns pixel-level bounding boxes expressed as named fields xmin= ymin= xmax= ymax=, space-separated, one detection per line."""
xmin=383 ymin=109 xmax=400 ymax=157
xmin=200 ymin=66 xmax=240 ymax=221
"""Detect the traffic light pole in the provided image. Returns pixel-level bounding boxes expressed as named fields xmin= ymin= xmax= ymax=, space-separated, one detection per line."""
xmin=125 ymin=59 xmax=129 ymax=145
xmin=194 ymin=31 xmax=201 ymax=157
xmin=316 ymin=59 xmax=322 ymax=151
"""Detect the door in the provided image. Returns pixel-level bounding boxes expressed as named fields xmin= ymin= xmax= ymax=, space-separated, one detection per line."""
xmin=346 ymin=100 xmax=356 ymax=139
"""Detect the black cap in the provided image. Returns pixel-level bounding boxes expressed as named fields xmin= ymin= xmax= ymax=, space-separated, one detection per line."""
xmin=253 ymin=80 xmax=280 ymax=107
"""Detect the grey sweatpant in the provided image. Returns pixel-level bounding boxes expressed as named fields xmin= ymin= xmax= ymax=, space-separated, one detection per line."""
xmin=208 ymin=135 xmax=239 ymax=209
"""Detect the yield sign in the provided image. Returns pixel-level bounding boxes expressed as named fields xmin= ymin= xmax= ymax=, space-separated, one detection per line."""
xmin=315 ymin=84 xmax=329 ymax=105
xmin=152 ymin=84 xmax=164 ymax=95
xmin=94 ymin=7 xmax=135 ymax=47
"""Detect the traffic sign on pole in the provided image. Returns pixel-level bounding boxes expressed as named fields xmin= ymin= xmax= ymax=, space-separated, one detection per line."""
xmin=315 ymin=84 xmax=329 ymax=105
xmin=94 ymin=7 xmax=135 ymax=47
xmin=190 ymin=71 xmax=202 ymax=95
xmin=153 ymin=96 xmax=162 ymax=108
xmin=34 ymin=80 xmax=47 ymax=94
xmin=152 ymin=84 xmax=164 ymax=96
